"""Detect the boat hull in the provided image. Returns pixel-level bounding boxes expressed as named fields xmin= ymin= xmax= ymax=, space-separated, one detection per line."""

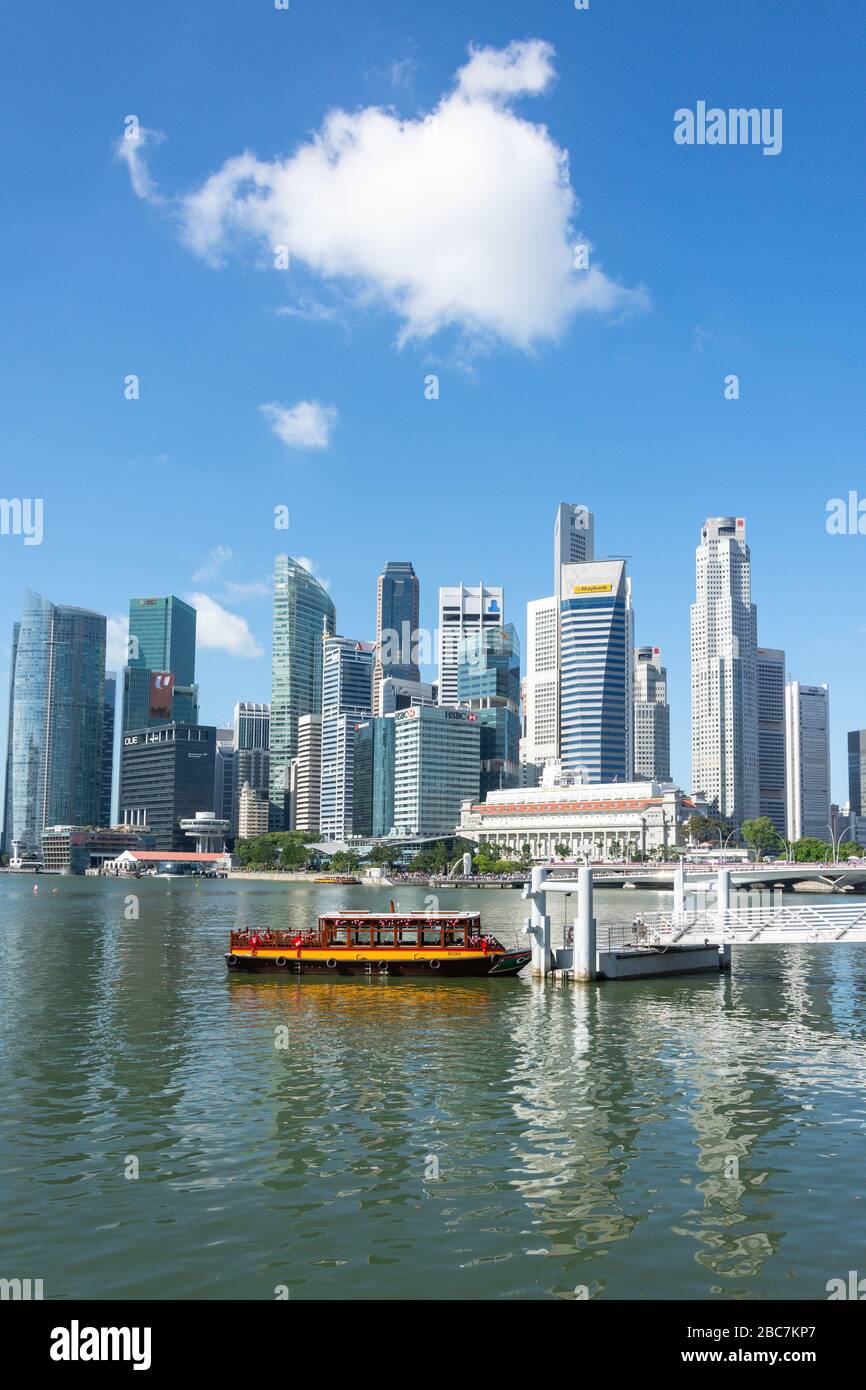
xmin=225 ymin=948 xmax=531 ymax=979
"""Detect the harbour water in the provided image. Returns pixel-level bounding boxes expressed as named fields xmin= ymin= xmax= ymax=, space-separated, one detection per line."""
xmin=2 ymin=876 xmax=866 ymax=1301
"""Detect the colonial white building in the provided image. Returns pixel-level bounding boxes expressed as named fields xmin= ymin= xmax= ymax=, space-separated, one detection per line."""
xmin=459 ymin=770 xmax=701 ymax=861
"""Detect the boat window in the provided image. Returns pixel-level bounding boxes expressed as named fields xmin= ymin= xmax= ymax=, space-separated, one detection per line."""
xmin=352 ymin=927 xmax=372 ymax=946
xmin=329 ymin=925 xmax=348 ymax=945
xmin=374 ymin=925 xmax=395 ymax=946
xmin=398 ymin=927 xmax=419 ymax=946
xmin=443 ymin=926 xmax=465 ymax=947
xmin=421 ymin=925 xmax=442 ymax=946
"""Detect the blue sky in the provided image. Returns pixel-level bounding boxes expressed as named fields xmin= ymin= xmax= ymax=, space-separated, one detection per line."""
xmin=1 ymin=0 xmax=863 ymax=799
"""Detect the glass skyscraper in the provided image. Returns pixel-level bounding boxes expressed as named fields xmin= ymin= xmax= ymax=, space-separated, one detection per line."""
xmin=269 ymin=556 xmax=336 ymax=828
xmin=559 ymin=560 xmax=634 ymax=783
xmin=374 ymin=561 xmax=420 ymax=714
xmin=100 ymin=671 xmax=117 ymax=827
xmin=122 ymin=595 xmax=198 ymax=733
xmin=319 ymin=635 xmax=374 ymax=839
xmin=9 ymin=590 xmax=106 ymax=851
xmin=457 ymin=624 xmax=520 ymax=798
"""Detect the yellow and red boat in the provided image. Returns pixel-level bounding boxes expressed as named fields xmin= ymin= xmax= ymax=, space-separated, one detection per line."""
xmin=225 ymin=910 xmax=531 ymax=978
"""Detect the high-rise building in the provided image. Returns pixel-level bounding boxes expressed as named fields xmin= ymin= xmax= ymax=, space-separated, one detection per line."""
xmin=393 ymin=705 xmax=480 ymax=837
xmin=373 ymin=562 xmax=420 ymax=716
xmin=270 ymin=556 xmax=336 ymax=828
xmin=122 ymin=595 xmax=198 ymax=733
xmin=119 ymin=723 xmax=216 ymax=850
xmin=553 ymin=503 xmax=595 ymax=596
xmin=457 ymin=624 xmax=520 ymax=798
xmin=294 ymin=713 xmax=322 ymax=835
xmin=522 ymin=595 xmax=559 ymax=780
xmin=214 ymin=728 xmax=234 ymax=826
xmin=1 ymin=621 xmax=20 ymax=854
xmin=849 ymin=730 xmax=866 ymax=818
xmin=379 ymin=676 xmax=437 ymax=713
xmin=633 ymin=647 xmax=670 ymax=782
xmin=437 ymin=583 xmax=504 ymax=707
xmin=352 ymin=715 xmax=397 ymax=838
xmin=559 ymin=559 xmax=634 ymax=783
xmin=231 ymin=702 xmax=270 ymax=836
xmin=690 ymin=517 xmax=758 ymax=825
xmin=100 ymin=672 xmax=117 ymax=827
xmin=757 ymin=648 xmax=787 ymax=836
xmin=785 ymin=682 xmax=831 ymax=842
xmin=9 ymin=591 xmax=106 ymax=851
xmin=319 ymin=636 xmax=374 ymax=840
xmin=238 ymin=781 xmax=270 ymax=839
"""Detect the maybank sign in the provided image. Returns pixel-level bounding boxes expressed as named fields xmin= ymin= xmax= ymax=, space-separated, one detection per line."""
xmin=572 ymin=583 xmax=613 ymax=595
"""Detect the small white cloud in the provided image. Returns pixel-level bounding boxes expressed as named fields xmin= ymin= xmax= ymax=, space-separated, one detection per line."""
xmin=260 ymin=400 xmax=338 ymax=451
xmin=192 ymin=545 xmax=234 ymax=583
xmin=114 ymin=123 xmax=166 ymax=204
xmin=106 ymin=615 xmax=129 ymax=670
xmin=455 ymin=38 xmax=556 ymax=102
xmin=186 ymin=592 xmax=263 ymax=658
xmin=223 ymin=578 xmax=272 ymax=599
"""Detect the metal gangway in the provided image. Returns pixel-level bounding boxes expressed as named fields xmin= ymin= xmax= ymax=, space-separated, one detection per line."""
xmin=641 ymin=901 xmax=866 ymax=945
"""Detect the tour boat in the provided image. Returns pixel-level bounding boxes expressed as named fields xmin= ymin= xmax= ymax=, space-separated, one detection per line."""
xmin=225 ymin=910 xmax=531 ymax=978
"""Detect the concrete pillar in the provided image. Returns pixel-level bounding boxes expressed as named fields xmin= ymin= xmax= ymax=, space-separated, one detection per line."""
xmin=716 ymin=868 xmax=731 ymax=930
xmin=572 ymin=867 xmax=597 ymax=980
xmin=529 ymin=866 xmax=551 ymax=977
xmin=673 ymin=864 xmax=685 ymax=923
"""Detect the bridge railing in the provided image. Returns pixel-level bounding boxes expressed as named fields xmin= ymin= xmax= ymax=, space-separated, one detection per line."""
xmin=636 ymin=904 xmax=866 ymax=941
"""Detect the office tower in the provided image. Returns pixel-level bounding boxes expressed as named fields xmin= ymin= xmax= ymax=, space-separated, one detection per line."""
xmin=437 ymin=583 xmax=504 ymax=707
xmin=353 ymin=715 xmax=397 ymax=837
xmin=294 ymin=713 xmax=323 ymax=834
xmin=238 ymin=782 xmax=270 ymax=839
xmin=379 ymin=676 xmax=437 ymax=713
xmin=122 ymin=595 xmax=199 ymax=733
xmin=522 ymin=596 xmax=559 ymax=781
xmin=553 ymin=503 xmax=595 ymax=596
xmin=214 ymin=728 xmax=234 ymax=825
xmin=690 ymin=517 xmax=758 ymax=825
xmin=785 ymin=682 xmax=831 ymax=842
xmin=757 ymin=648 xmax=787 ymax=835
xmin=457 ymin=624 xmax=520 ymax=798
xmin=848 ymin=730 xmax=866 ymax=817
xmin=373 ymin=562 xmax=420 ymax=715
xmin=559 ymin=559 xmax=634 ymax=782
xmin=100 ymin=672 xmax=117 ymax=826
xmin=633 ymin=646 xmax=671 ymax=782
xmin=119 ymin=724 xmax=216 ymax=850
xmin=270 ymin=556 xmax=336 ymax=828
xmin=319 ymin=636 xmax=374 ymax=840
xmin=231 ymin=702 xmax=270 ymax=835
xmin=1 ymin=621 xmax=20 ymax=854
xmin=392 ymin=705 xmax=480 ymax=836
xmin=9 ymin=591 xmax=106 ymax=851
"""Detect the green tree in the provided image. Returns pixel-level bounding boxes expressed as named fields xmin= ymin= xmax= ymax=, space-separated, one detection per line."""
xmin=741 ymin=816 xmax=779 ymax=860
xmin=553 ymin=841 xmax=570 ymax=860
xmin=792 ymin=837 xmax=833 ymax=863
xmin=839 ymin=841 xmax=864 ymax=861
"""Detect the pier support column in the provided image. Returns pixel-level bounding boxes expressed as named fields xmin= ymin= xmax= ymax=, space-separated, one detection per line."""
xmin=529 ymin=866 xmax=551 ymax=978
xmin=716 ymin=868 xmax=731 ymax=934
xmin=673 ymin=864 xmax=685 ymax=923
xmin=572 ymin=867 xmax=597 ymax=981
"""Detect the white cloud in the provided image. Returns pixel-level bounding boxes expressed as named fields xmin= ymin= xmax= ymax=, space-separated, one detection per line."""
xmin=186 ymin=592 xmax=264 ymax=658
xmin=164 ymin=38 xmax=647 ymax=350
xmin=223 ymin=578 xmax=272 ymax=599
xmin=106 ymin=615 xmax=129 ymax=671
xmin=192 ymin=544 xmax=234 ymax=583
xmin=260 ymin=400 xmax=338 ymax=450
xmin=114 ymin=123 xmax=166 ymax=204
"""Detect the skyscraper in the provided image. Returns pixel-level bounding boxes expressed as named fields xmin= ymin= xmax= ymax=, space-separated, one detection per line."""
xmin=352 ymin=715 xmax=397 ymax=837
xmin=269 ymin=556 xmax=336 ymax=828
xmin=849 ymin=730 xmax=866 ymax=818
xmin=457 ymin=624 xmax=520 ymax=797
xmin=1 ymin=621 xmax=19 ymax=854
xmin=559 ymin=559 xmax=634 ymax=783
xmin=122 ymin=595 xmax=198 ymax=732
xmin=633 ymin=646 xmax=670 ymax=782
xmin=553 ymin=503 xmax=595 ymax=596
xmin=690 ymin=517 xmax=758 ymax=825
xmin=437 ymin=583 xmax=504 ymax=707
xmin=757 ymin=648 xmax=787 ymax=835
xmin=100 ymin=671 xmax=117 ymax=827
xmin=319 ymin=636 xmax=374 ymax=840
xmin=119 ymin=723 xmax=216 ymax=850
xmin=522 ymin=595 xmax=559 ymax=780
xmin=392 ymin=705 xmax=480 ymax=836
xmin=785 ymin=681 xmax=831 ymax=842
xmin=373 ymin=561 xmax=420 ymax=715
xmin=231 ymin=702 xmax=270 ymax=836
xmin=9 ymin=590 xmax=106 ymax=851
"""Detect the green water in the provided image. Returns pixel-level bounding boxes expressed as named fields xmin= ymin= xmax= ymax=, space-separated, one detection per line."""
xmin=2 ymin=875 xmax=866 ymax=1301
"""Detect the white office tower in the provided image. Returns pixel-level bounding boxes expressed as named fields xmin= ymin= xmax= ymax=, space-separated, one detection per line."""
xmin=294 ymin=714 xmax=322 ymax=834
xmin=392 ymin=706 xmax=480 ymax=837
xmin=785 ymin=681 xmax=831 ymax=841
xmin=437 ymin=584 xmax=504 ymax=707
xmin=633 ymin=647 xmax=670 ymax=781
xmin=319 ymin=636 xmax=374 ymax=840
xmin=691 ymin=517 xmax=758 ymax=825
xmin=553 ymin=503 xmax=595 ymax=596
xmin=560 ymin=559 xmax=634 ymax=782
xmin=238 ymin=782 xmax=270 ymax=839
xmin=522 ymin=596 xmax=560 ymax=781
xmin=757 ymin=648 xmax=787 ymax=835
